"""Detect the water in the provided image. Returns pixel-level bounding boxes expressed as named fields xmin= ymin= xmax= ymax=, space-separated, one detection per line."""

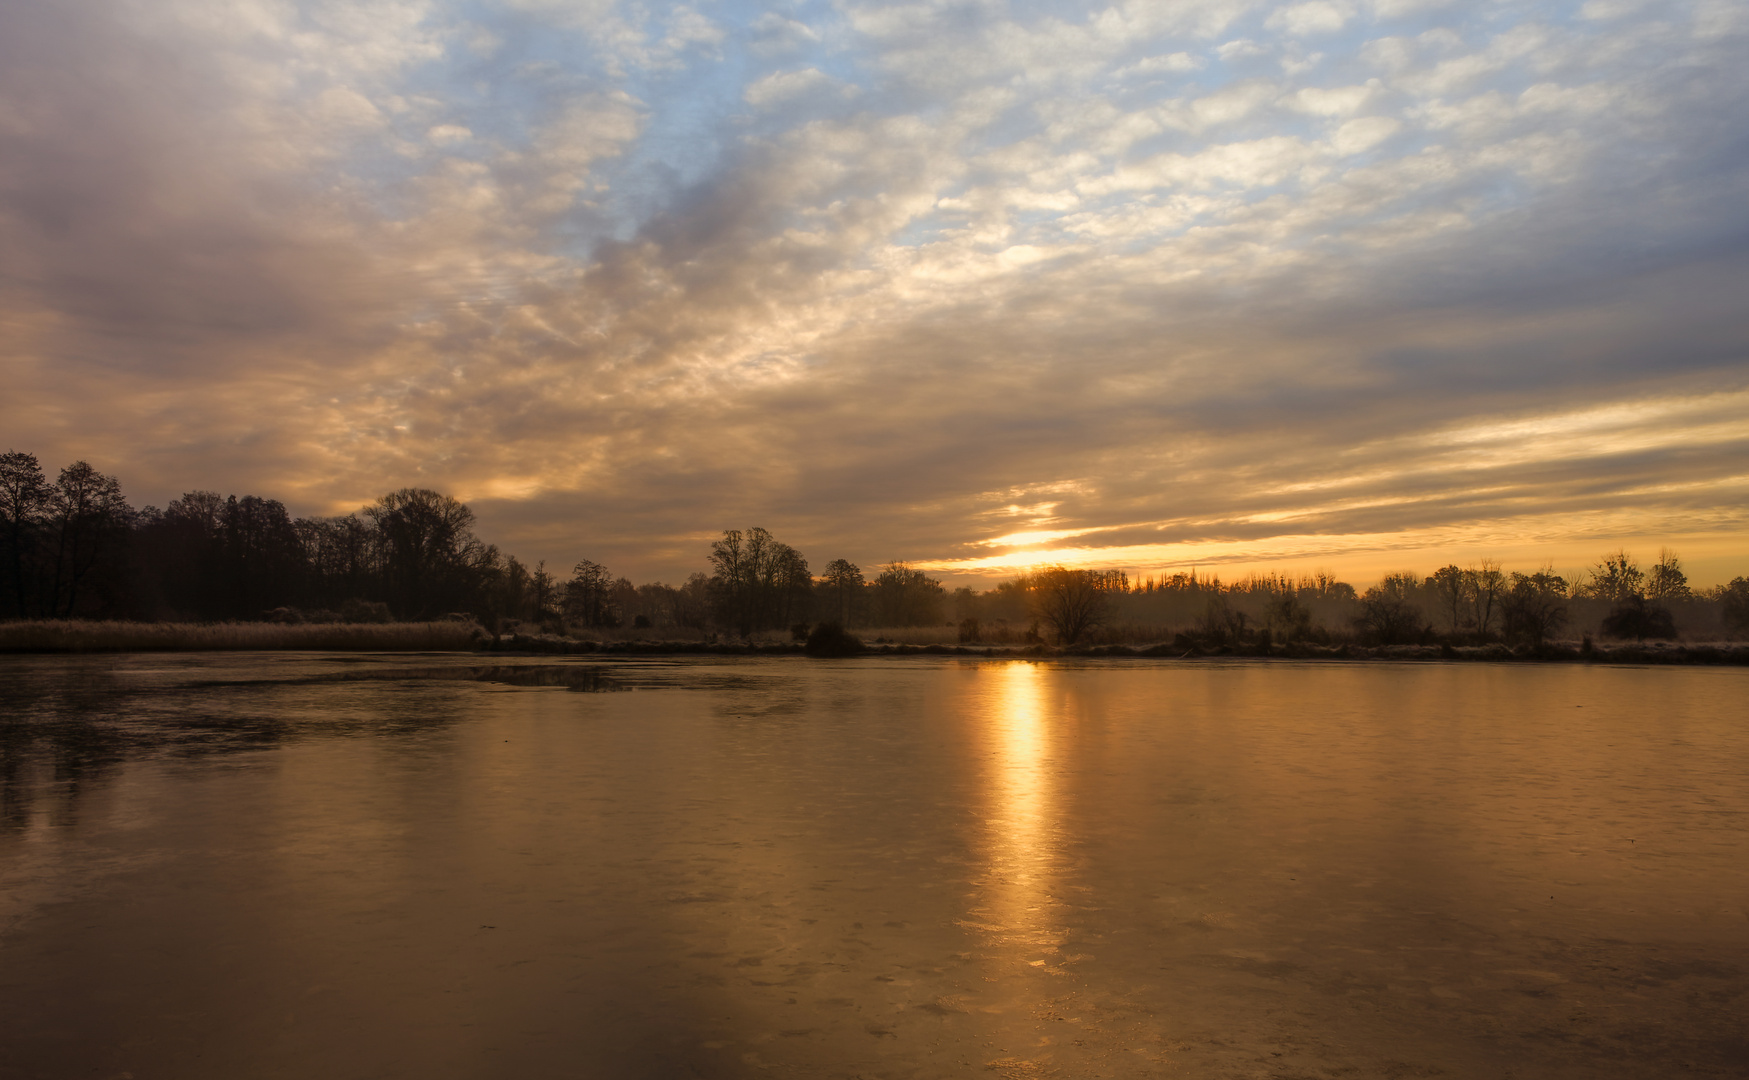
xmin=1 ymin=654 xmax=1746 ymax=1079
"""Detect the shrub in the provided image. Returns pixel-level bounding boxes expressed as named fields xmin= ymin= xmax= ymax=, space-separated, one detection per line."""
xmin=804 ymin=622 xmax=864 ymax=658
xmin=1600 ymin=596 xmax=1676 ymax=641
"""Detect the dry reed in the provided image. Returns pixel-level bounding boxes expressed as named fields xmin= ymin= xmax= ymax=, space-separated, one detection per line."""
xmin=848 ymin=625 xmax=963 ymax=645
xmin=0 ymin=620 xmax=484 ymax=653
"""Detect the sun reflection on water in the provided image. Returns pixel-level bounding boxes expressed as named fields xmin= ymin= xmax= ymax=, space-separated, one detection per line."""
xmin=972 ymin=661 xmax=1061 ymax=954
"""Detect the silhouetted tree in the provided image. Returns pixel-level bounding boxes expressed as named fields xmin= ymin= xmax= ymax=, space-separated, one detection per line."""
xmin=1262 ymin=590 xmax=1313 ymax=641
xmin=819 ymin=559 xmax=864 ymax=627
xmin=1356 ymin=572 xmax=1424 ymax=644
xmin=1469 ymin=560 xmax=1504 ymax=639
xmin=870 ymin=561 xmax=945 ymax=627
xmin=1581 ymin=550 xmax=1643 ymax=602
xmin=364 ymin=488 xmax=491 ymax=617
xmin=1296 ymin=569 xmax=1357 ymax=603
xmin=0 ymin=451 xmax=50 ymax=618
xmin=1717 ymin=577 xmax=1749 ymax=636
xmin=139 ymin=491 xmax=227 ymax=616
xmin=1647 ymin=548 xmax=1690 ymax=601
xmin=1026 ymin=565 xmax=1110 ymax=645
xmin=632 ymin=577 xmax=710 ymax=630
xmin=680 ymin=572 xmax=712 ymax=628
xmin=1428 ymin=565 xmax=1470 ymax=634
xmin=476 ymin=553 xmax=544 ymax=637
xmin=1501 ymin=569 xmax=1568 ymax=646
xmin=530 ymin=561 xmax=558 ymax=623
xmin=295 ymin=513 xmax=377 ymax=610
xmin=635 ymin=581 xmax=677 ymax=627
xmin=707 ymin=528 xmax=808 ymax=635
xmin=44 ymin=462 xmax=134 ymax=617
xmin=563 ymin=559 xmax=618 ymax=629
xmin=1195 ymin=593 xmax=1248 ymax=644
xmin=217 ymin=495 xmax=305 ymax=617
xmin=772 ymin=546 xmax=813 ymax=629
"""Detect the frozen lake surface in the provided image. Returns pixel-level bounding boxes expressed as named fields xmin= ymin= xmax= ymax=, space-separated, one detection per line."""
xmin=2 ymin=654 xmax=1746 ymax=1078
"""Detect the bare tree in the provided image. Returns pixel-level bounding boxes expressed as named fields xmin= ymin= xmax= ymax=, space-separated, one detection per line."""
xmin=1470 ymin=560 xmax=1505 ymax=639
xmin=294 ymin=513 xmax=375 ymax=609
xmin=708 ymin=527 xmax=809 ymax=635
xmin=1647 ymin=548 xmax=1690 ymax=601
xmin=1582 ymin=550 xmax=1643 ymax=602
xmin=46 ymin=462 xmax=133 ymax=618
xmin=563 ymin=559 xmax=618 ymax=628
xmin=1026 ymin=565 xmax=1111 ymax=645
xmin=531 ymin=561 xmax=557 ymax=623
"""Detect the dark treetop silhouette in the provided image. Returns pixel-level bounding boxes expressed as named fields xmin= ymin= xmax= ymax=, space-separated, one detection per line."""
xmin=3 ymin=450 xmax=1746 ymax=647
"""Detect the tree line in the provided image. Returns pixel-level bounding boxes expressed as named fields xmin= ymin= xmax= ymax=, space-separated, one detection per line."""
xmin=0 ymin=453 xmax=958 ymax=633
xmin=1 ymin=452 xmax=535 ymax=623
xmin=1006 ymin=553 xmax=1748 ymax=647
xmin=4 ymin=451 xmax=1746 ymax=645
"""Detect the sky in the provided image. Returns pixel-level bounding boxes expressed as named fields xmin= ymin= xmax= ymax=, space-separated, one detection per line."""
xmin=2 ymin=0 xmax=1746 ymax=588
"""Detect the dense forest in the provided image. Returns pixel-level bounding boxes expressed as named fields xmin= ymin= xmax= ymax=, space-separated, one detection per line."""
xmin=4 ymin=451 xmax=1747 ymax=645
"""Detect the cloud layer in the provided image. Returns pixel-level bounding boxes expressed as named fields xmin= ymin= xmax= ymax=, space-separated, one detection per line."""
xmin=3 ymin=0 xmax=1746 ymax=584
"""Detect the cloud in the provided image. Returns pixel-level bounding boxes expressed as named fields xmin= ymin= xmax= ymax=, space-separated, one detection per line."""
xmin=744 ymin=68 xmax=835 ymax=108
xmin=3 ymin=0 xmax=1746 ymax=588
xmin=1370 ymin=0 xmax=1459 ymax=18
xmin=1113 ymin=51 xmax=1204 ymax=78
xmin=1265 ymin=1 xmax=1356 ymax=37
xmin=1217 ymin=38 xmax=1268 ymax=60
xmin=1286 ymin=82 xmax=1378 ymax=116
xmin=749 ymin=13 xmax=823 ymax=56
xmin=1330 ymin=115 xmax=1399 ymax=154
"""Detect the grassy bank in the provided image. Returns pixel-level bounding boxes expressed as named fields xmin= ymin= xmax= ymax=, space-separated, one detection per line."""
xmin=0 ymin=620 xmax=485 ymax=653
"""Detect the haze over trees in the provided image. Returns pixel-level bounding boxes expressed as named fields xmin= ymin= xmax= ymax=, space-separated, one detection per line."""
xmin=3 ymin=450 xmax=1747 ymax=647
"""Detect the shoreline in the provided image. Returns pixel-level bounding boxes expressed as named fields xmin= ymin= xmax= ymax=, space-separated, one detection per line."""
xmin=481 ymin=637 xmax=1749 ymax=665
xmin=2 ymin=623 xmax=1744 ymax=665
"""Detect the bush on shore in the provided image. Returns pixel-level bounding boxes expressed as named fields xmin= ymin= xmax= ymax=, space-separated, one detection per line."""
xmin=804 ymin=622 xmax=865 ymax=658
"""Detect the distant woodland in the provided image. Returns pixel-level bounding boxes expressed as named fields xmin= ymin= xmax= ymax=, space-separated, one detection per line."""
xmin=4 ymin=452 xmax=1747 ymax=647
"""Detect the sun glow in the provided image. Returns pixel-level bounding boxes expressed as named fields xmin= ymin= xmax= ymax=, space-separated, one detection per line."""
xmin=976 ymin=526 xmax=1109 ymax=548
xmin=970 ymin=662 xmax=1061 ymax=954
xmin=917 ymin=510 xmax=1749 ymax=586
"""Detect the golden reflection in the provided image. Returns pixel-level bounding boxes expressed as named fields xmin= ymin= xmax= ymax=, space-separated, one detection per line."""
xmin=970 ymin=661 xmax=1061 ymax=955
